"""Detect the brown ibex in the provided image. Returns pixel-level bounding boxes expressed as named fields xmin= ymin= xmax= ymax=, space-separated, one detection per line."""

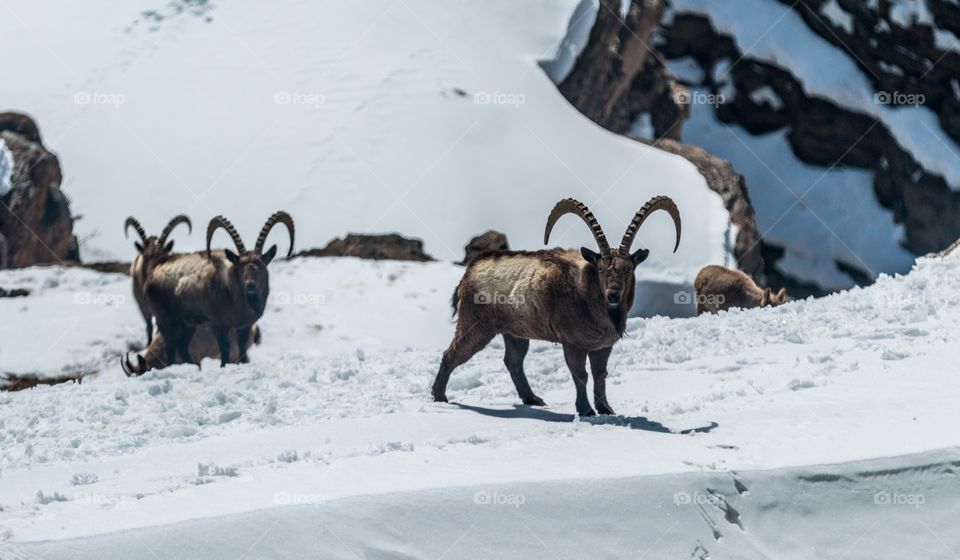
xmin=432 ymin=197 xmax=681 ymax=416
xmin=125 ymin=215 xmax=192 ymax=345
xmin=121 ymin=324 xmax=261 ymax=376
xmin=694 ymin=265 xmax=787 ymax=315
xmin=145 ymin=212 xmax=294 ymax=367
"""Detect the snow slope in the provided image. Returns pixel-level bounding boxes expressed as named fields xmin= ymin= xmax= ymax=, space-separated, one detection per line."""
xmin=0 ymin=0 xmax=729 ymax=292
xmin=1 ymin=252 xmax=960 ymax=554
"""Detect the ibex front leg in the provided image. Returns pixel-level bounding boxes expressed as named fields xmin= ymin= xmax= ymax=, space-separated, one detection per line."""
xmin=562 ymin=344 xmax=596 ymax=417
xmin=588 ymin=347 xmax=615 ymax=415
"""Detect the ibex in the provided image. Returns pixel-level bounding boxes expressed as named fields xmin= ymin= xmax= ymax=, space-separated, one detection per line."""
xmin=121 ymin=324 xmax=261 ymax=376
xmin=145 ymin=212 xmax=294 ymax=367
xmin=694 ymin=265 xmax=786 ymax=315
xmin=432 ymin=197 xmax=681 ymax=416
xmin=124 ymin=215 xmax=192 ymax=345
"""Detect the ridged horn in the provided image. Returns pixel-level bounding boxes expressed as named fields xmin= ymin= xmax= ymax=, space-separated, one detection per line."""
xmin=206 ymin=215 xmax=246 ymax=257
xmin=543 ymin=198 xmax=611 ymax=255
xmin=254 ymin=211 xmax=295 ymax=257
xmin=158 ymin=215 xmax=192 ymax=246
xmin=618 ymin=195 xmax=682 ymax=256
xmin=124 ymin=217 xmax=148 ymax=243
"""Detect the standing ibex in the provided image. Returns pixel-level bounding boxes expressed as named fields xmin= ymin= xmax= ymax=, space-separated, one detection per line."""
xmin=145 ymin=212 xmax=294 ymax=367
xmin=432 ymin=197 xmax=681 ymax=416
xmin=125 ymin=215 xmax=192 ymax=345
xmin=694 ymin=265 xmax=787 ymax=315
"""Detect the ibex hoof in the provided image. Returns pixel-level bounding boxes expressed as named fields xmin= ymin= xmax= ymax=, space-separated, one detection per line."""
xmin=577 ymin=407 xmax=597 ymax=418
xmin=596 ymin=403 xmax=615 ymax=415
xmin=522 ymin=395 xmax=546 ymax=406
xmin=432 ymin=392 xmax=448 ymax=403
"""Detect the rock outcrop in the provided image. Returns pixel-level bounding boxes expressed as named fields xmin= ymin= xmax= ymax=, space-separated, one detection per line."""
xmin=459 ymin=230 xmax=509 ymax=265
xmin=0 ymin=112 xmax=77 ymax=268
xmin=295 ymin=233 xmax=433 ymax=262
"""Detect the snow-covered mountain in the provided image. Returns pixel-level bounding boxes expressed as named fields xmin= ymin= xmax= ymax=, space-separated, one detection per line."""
xmin=1 ymin=0 xmax=729 ymax=303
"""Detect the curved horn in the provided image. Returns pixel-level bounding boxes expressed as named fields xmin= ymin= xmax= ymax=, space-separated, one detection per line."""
xmin=158 ymin=215 xmax=192 ymax=246
xmin=254 ymin=211 xmax=295 ymax=257
xmin=124 ymin=217 xmax=148 ymax=243
xmin=543 ymin=198 xmax=611 ymax=255
xmin=618 ymin=195 xmax=682 ymax=256
xmin=206 ymin=215 xmax=246 ymax=257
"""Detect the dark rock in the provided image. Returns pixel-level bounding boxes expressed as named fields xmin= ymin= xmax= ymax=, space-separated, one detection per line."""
xmin=0 ymin=113 xmax=77 ymax=268
xmin=295 ymin=233 xmax=433 ymax=262
xmin=0 ymin=286 xmax=30 ymax=298
xmin=460 ymin=230 xmax=509 ymax=265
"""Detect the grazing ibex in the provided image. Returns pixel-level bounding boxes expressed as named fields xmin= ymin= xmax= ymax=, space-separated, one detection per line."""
xmin=432 ymin=197 xmax=681 ymax=416
xmin=125 ymin=215 xmax=192 ymax=345
xmin=145 ymin=212 xmax=294 ymax=367
xmin=121 ymin=324 xmax=261 ymax=376
xmin=694 ymin=265 xmax=786 ymax=315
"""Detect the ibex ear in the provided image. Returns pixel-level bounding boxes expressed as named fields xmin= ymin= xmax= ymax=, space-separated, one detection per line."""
xmin=261 ymin=244 xmax=278 ymax=265
xmin=776 ymin=288 xmax=787 ymax=301
xmin=580 ymin=247 xmax=600 ymax=266
xmin=224 ymin=249 xmax=240 ymax=265
xmin=164 ymin=240 xmax=174 ymax=253
xmin=134 ymin=241 xmax=144 ymax=252
xmin=631 ymin=248 xmax=650 ymax=266
xmin=761 ymin=287 xmax=771 ymax=306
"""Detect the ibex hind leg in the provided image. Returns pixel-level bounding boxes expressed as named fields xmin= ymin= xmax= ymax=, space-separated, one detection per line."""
xmin=432 ymin=323 xmax=495 ymax=402
xmin=213 ymin=327 xmax=233 ymax=368
xmin=503 ymin=334 xmax=545 ymax=406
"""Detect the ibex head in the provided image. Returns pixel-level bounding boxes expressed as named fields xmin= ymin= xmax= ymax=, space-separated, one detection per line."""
xmin=206 ymin=211 xmax=295 ymax=308
xmin=125 ymin=215 xmax=192 ymax=260
xmin=761 ymin=287 xmax=788 ymax=307
xmin=544 ymin=196 xmax=681 ymax=309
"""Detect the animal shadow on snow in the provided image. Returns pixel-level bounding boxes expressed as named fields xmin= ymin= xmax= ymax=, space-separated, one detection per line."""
xmin=454 ymin=403 xmax=718 ymax=434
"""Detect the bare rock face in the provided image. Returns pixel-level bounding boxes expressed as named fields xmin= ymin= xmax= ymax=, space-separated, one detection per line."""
xmin=459 ymin=230 xmax=509 ymax=265
xmin=662 ymin=12 xmax=960 ymax=256
xmin=295 ymin=233 xmax=433 ymax=262
xmin=559 ymin=0 xmax=688 ymax=139
xmin=0 ymin=112 xmax=77 ymax=268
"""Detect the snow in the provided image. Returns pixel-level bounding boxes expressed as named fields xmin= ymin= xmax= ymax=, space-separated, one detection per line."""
xmin=542 ymin=0 xmax=599 ymax=84
xmin=673 ymin=0 xmax=960 ymax=189
xmin=821 ymin=0 xmax=854 ymax=34
xmin=748 ymin=85 xmax=784 ymax=110
xmin=2 ymin=253 xmax=960 ymax=553
xmin=0 ymin=139 xmax=13 ymax=197
xmin=0 ymin=0 xmax=729 ymax=291
xmin=679 ymin=92 xmax=916 ymax=290
xmin=888 ymin=0 xmax=935 ymax=28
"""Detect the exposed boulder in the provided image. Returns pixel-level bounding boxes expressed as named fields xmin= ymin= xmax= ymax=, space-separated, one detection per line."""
xmin=459 ymin=230 xmax=509 ymax=265
xmin=295 ymin=233 xmax=433 ymax=262
xmin=0 ymin=112 xmax=77 ymax=268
